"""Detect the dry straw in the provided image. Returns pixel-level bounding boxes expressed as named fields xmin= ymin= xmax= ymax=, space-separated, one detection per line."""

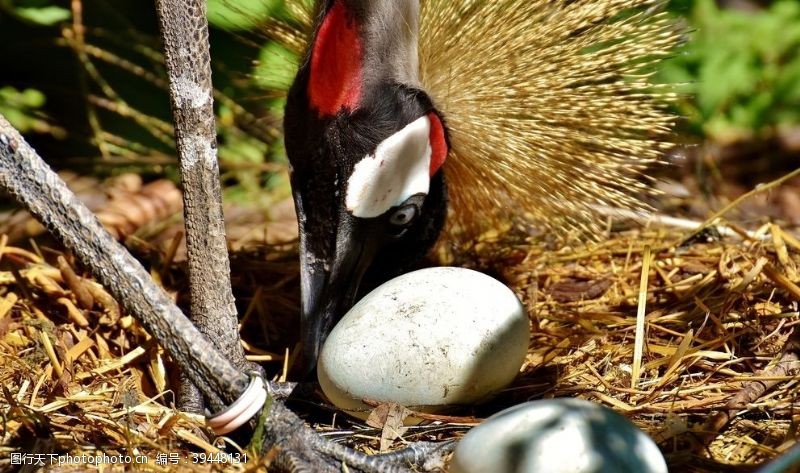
xmin=2 ymin=205 xmax=800 ymax=470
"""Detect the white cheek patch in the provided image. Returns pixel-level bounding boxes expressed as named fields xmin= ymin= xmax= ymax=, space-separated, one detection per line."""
xmin=345 ymin=115 xmax=431 ymax=218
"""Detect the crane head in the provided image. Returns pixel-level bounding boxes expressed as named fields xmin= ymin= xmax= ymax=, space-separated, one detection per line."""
xmin=283 ymin=0 xmax=449 ymax=372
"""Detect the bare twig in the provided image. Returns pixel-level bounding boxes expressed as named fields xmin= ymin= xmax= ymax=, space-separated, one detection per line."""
xmin=703 ymin=167 xmax=800 ymax=226
xmin=698 ymin=332 xmax=800 ymax=449
xmin=154 ymin=0 xmax=254 ymax=411
xmin=631 ymin=245 xmax=652 ymax=389
xmin=64 ymin=0 xmax=112 ymax=159
xmin=0 ymin=114 xmax=245 ymax=410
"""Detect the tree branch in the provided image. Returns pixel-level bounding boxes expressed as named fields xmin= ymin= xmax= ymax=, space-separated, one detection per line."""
xmin=0 ymin=115 xmax=245 ymax=410
xmin=153 ymin=0 xmax=254 ymax=411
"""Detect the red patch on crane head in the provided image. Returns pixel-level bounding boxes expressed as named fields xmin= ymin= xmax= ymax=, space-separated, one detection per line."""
xmin=309 ymin=1 xmax=363 ymax=117
xmin=428 ymin=112 xmax=448 ymax=176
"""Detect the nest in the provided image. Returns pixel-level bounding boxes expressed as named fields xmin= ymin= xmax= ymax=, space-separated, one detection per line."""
xmin=1 ymin=206 xmax=800 ymax=472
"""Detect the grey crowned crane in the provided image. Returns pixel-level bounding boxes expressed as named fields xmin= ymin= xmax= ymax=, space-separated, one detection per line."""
xmin=276 ymin=0 xmax=680 ymax=371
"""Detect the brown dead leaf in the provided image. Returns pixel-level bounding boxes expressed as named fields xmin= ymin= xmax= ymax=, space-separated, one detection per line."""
xmin=366 ymin=402 xmax=411 ymax=451
xmin=546 ymin=278 xmax=612 ymax=302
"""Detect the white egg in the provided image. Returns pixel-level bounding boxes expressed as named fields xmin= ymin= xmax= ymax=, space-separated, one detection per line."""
xmin=451 ymin=399 xmax=668 ymax=473
xmin=318 ymin=267 xmax=529 ymax=418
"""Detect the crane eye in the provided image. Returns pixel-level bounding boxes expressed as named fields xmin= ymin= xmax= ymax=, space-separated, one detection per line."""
xmin=389 ymin=205 xmax=418 ymax=227
xmin=386 ymin=194 xmax=425 ymax=237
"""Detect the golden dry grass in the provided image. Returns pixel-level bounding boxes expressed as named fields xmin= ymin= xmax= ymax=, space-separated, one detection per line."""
xmin=1 ymin=214 xmax=800 ymax=472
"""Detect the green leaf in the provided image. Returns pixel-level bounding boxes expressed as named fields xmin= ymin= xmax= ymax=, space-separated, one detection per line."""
xmin=12 ymin=2 xmax=72 ymax=26
xmin=207 ymin=0 xmax=280 ymax=31
xmin=19 ymin=88 xmax=46 ymax=108
xmin=253 ymin=42 xmax=299 ymax=91
xmin=0 ymin=86 xmax=47 ymax=133
xmin=656 ymin=0 xmax=800 ymax=138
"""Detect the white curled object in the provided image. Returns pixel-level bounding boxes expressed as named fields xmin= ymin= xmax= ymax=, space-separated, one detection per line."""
xmin=207 ymin=376 xmax=268 ymax=435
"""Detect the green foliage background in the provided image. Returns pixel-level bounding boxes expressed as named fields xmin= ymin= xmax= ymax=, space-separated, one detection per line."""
xmin=661 ymin=0 xmax=800 ymax=141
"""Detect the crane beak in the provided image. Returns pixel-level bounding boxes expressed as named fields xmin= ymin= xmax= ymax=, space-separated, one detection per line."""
xmin=297 ymin=221 xmax=378 ymax=374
